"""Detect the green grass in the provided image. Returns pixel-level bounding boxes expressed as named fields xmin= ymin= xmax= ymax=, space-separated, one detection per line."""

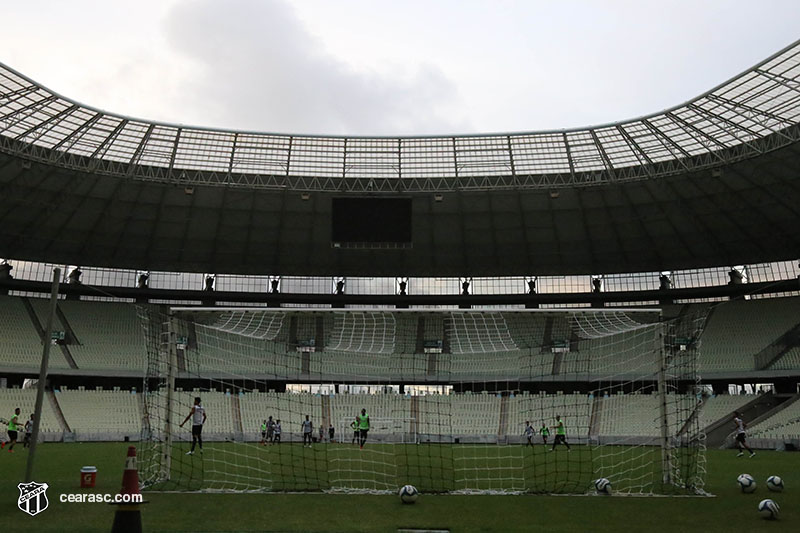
xmin=147 ymin=441 xmax=672 ymax=495
xmin=0 ymin=442 xmax=796 ymax=532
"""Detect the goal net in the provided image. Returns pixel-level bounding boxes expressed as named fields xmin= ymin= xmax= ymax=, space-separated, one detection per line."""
xmin=138 ymin=307 xmax=706 ymax=495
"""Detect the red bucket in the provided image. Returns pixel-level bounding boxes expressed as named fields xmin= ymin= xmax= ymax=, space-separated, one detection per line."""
xmin=80 ymin=466 xmax=97 ymax=488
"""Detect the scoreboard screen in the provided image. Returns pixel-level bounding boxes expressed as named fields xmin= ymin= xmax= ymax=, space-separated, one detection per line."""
xmin=331 ymin=198 xmax=412 ymax=244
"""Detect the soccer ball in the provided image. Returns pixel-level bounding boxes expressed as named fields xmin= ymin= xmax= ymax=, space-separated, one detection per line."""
xmin=766 ymin=475 xmax=784 ymax=492
xmin=758 ymin=499 xmax=780 ymax=519
xmin=737 ymin=474 xmax=756 ymax=493
xmin=594 ymin=478 xmax=612 ymax=494
xmin=399 ymin=484 xmax=419 ymax=504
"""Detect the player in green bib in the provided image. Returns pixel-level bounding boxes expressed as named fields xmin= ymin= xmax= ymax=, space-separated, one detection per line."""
xmin=550 ymin=415 xmax=571 ymax=451
xmin=357 ymin=408 xmax=370 ymax=449
xmin=2 ymin=407 xmax=21 ymax=452
xmin=540 ymin=422 xmax=550 ymax=445
xmin=260 ymin=420 xmax=268 ymax=446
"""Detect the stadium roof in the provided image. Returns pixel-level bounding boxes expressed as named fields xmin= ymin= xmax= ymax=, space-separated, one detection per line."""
xmin=0 ymin=41 xmax=799 ymax=276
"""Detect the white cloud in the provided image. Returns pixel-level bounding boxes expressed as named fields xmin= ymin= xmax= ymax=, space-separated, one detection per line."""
xmin=2 ymin=0 xmax=799 ymax=135
xmin=161 ymin=0 xmax=470 ymax=135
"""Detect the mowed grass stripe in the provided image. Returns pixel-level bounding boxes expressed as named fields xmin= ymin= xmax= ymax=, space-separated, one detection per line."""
xmin=0 ymin=443 xmax=796 ymax=532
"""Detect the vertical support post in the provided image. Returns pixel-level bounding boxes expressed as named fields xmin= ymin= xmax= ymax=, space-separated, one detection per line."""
xmin=657 ymin=323 xmax=672 ymax=487
xmin=162 ymin=313 xmax=178 ymax=481
xmin=25 ymin=267 xmax=60 ymax=482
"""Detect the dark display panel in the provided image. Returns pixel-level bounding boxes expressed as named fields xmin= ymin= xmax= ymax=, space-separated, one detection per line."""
xmin=332 ymin=198 xmax=412 ymax=243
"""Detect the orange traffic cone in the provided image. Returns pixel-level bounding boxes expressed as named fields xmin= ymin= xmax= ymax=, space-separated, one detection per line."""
xmin=111 ymin=446 xmax=145 ymax=533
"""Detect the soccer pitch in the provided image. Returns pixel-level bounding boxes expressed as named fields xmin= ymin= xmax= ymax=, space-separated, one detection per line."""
xmin=0 ymin=443 xmax=796 ymax=532
xmin=143 ymin=441 xmax=678 ymax=495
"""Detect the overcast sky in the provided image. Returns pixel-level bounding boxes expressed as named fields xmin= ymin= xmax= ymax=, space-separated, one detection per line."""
xmin=3 ymin=0 xmax=799 ymax=136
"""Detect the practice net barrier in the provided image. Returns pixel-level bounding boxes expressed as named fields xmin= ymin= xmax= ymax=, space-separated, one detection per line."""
xmin=138 ymin=308 xmax=707 ymax=495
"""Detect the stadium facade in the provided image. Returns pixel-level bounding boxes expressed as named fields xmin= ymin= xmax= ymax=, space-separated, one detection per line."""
xmin=0 ymin=38 xmax=798 ymax=496
xmin=0 ymin=41 xmax=799 ymax=282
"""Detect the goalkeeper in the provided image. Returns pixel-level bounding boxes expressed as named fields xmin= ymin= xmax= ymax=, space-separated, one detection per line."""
xmin=357 ymin=408 xmax=370 ymax=449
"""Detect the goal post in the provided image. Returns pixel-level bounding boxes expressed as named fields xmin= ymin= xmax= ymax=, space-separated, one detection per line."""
xmin=137 ymin=306 xmax=706 ymax=495
xmin=657 ymin=325 xmax=672 ymax=487
xmin=337 ymin=417 xmax=416 ymax=444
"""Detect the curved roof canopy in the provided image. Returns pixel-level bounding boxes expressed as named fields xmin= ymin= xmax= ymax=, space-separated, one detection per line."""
xmin=0 ymin=41 xmax=799 ymax=277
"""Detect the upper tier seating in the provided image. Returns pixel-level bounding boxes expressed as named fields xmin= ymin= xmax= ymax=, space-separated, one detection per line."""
xmin=55 ymin=388 xmax=139 ymax=436
xmin=699 ymin=297 xmax=800 ymax=373
xmin=2 ymin=296 xmax=800 ymax=376
xmin=0 ymin=295 xmax=69 ymax=369
xmin=503 ymin=313 xmax=547 ymax=349
xmin=58 ymin=300 xmax=147 ymax=371
xmin=190 ymin=325 xmax=300 ymax=377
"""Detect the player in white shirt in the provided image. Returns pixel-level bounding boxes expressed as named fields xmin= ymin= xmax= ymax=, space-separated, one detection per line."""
xmin=733 ymin=411 xmax=755 ymax=458
xmin=22 ymin=414 xmax=34 ymax=448
xmin=350 ymin=418 xmax=359 ymax=445
xmin=267 ymin=416 xmax=276 ymax=444
xmin=273 ymin=419 xmax=282 ymax=444
xmin=301 ymin=415 xmax=313 ymax=447
xmin=523 ymin=421 xmax=534 ymax=447
xmin=180 ymin=397 xmax=207 ymax=455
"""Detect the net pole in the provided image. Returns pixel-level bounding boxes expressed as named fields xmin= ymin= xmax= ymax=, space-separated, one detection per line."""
xmin=24 ymin=267 xmax=60 ymax=482
xmin=162 ymin=313 xmax=178 ymax=481
xmin=657 ymin=324 xmax=672 ymax=487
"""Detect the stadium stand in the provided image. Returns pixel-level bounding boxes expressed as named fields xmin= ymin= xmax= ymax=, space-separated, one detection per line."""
xmin=238 ymin=391 xmax=323 ymax=439
xmin=447 ymin=350 xmax=527 ymax=381
xmin=696 ymin=394 xmax=753 ymax=430
xmin=749 ymin=397 xmax=800 ymax=438
xmin=394 ymin=314 xmax=418 ymax=354
xmin=597 ymin=392 xmax=662 ymax=437
xmin=507 ymin=391 xmax=592 ymax=440
xmin=55 ymin=388 xmax=140 ymax=438
xmin=770 ymin=346 xmax=800 ymax=371
xmin=318 ymin=350 xmax=428 ymax=381
xmin=698 ymin=297 xmax=800 ymax=373
xmin=190 ymin=326 xmax=300 ymax=378
xmin=4 ymin=297 xmax=800 ymax=378
xmin=329 ymin=392 xmax=411 ymax=439
xmin=171 ymin=390 xmax=236 ymax=435
xmin=0 ymin=387 xmax=60 ymax=433
xmin=57 ymin=301 xmax=147 ymax=371
xmin=503 ymin=313 xmax=547 ymax=349
xmin=422 ymin=315 xmax=445 ymax=346
xmin=0 ymin=295 xmax=69 ymax=369
xmin=417 ymin=392 xmax=501 ymax=436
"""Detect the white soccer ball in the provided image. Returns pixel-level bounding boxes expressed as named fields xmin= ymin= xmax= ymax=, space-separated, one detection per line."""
xmin=399 ymin=484 xmax=419 ymax=504
xmin=766 ymin=475 xmax=784 ymax=492
xmin=758 ymin=498 xmax=780 ymax=519
xmin=594 ymin=478 xmax=612 ymax=494
xmin=737 ymin=473 xmax=757 ymax=493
